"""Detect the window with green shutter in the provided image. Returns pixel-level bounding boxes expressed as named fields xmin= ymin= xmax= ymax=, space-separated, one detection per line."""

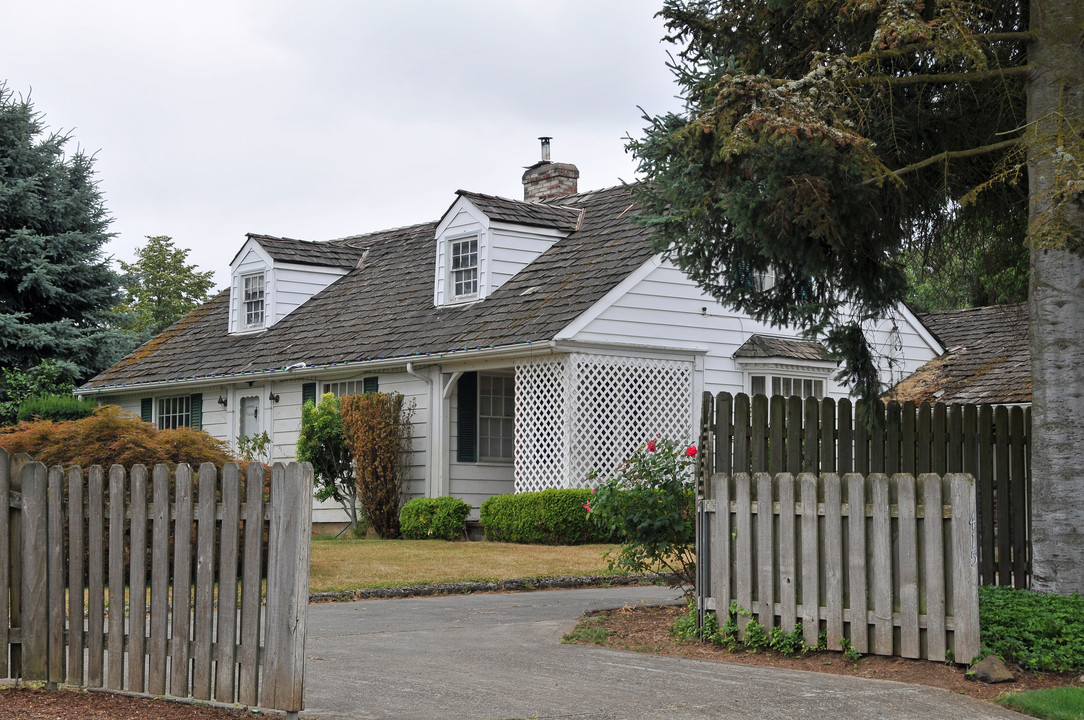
xmin=302 ymin=382 xmax=317 ymax=406
xmin=456 ymin=371 xmax=478 ymax=463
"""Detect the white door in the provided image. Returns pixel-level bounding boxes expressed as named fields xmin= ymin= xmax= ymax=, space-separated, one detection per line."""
xmin=240 ymin=395 xmax=261 ymax=438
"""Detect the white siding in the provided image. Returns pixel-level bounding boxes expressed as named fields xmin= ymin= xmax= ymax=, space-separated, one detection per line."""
xmin=270 ymin=264 xmax=350 ymax=326
xmin=486 ymin=222 xmax=564 ymax=295
xmin=567 ymin=259 xmax=940 ymax=399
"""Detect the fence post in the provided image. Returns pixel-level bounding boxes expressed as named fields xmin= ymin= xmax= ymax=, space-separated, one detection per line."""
xmin=949 ymin=473 xmax=980 ymax=662
xmin=20 ymin=462 xmax=48 ymax=681
xmin=47 ymin=466 xmax=64 ymax=687
xmin=261 ymin=462 xmax=314 ymax=716
xmin=0 ymin=449 xmax=9 ymax=679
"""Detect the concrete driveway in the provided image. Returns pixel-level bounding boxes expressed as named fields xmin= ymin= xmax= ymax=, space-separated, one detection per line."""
xmin=301 ymin=586 xmax=1023 ymax=720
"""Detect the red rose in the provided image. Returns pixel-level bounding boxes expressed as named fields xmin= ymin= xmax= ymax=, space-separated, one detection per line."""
xmin=685 ymin=446 xmax=698 ymax=457
xmin=647 ymin=440 xmax=657 ymax=452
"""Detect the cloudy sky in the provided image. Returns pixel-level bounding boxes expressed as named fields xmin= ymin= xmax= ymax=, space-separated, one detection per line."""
xmin=2 ymin=1 xmax=684 ymax=287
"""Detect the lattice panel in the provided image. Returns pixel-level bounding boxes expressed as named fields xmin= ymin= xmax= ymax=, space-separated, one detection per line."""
xmin=514 ymin=357 xmax=571 ymax=493
xmin=514 ymin=353 xmax=694 ymax=493
xmin=568 ymin=353 xmax=693 ymax=486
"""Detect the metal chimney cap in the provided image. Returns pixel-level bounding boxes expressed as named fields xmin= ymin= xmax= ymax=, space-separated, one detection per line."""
xmin=539 ymin=137 xmax=552 ymax=162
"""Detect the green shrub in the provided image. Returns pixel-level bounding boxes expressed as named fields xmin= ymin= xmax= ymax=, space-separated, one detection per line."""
xmin=17 ymin=393 xmax=98 ymax=422
xmin=480 ymin=489 xmax=616 ymax=545
xmin=400 ymin=497 xmax=471 ymax=541
xmin=589 ymin=436 xmax=697 ymax=592
xmin=979 ymin=585 xmax=1084 ymax=672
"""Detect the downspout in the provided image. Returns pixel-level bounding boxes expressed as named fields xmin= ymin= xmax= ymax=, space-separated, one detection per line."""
xmin=406 ymin=362 xmax=442 ymax=498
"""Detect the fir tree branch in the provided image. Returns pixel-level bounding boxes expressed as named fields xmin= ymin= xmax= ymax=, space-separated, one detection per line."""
xmin=882 ymin=138 xmax=1022 ymax=181
xmin=850 ymin=65 xmax=1032 ymax=87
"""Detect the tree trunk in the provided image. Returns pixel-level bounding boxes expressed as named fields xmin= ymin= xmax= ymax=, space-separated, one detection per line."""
xmin=1026 ymin=0 xmax=1084 ymax=594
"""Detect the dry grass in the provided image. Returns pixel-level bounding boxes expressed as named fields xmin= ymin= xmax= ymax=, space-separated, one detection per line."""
xmin=309 ymin=538 xmax=621 ymax=592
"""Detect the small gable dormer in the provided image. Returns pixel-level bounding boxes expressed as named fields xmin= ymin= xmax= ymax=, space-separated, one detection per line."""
xmin=433 ymin=191 xmax=582 ymax=307
xmin=228 ymin=234 xmax=364 ymax=333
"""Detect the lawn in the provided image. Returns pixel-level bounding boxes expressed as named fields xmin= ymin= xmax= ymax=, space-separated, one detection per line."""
xmin=308 ymin=538 xmax=623 ymax=592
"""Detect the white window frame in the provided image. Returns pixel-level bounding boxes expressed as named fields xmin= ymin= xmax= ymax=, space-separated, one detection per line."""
xmin=749 ymin=373 xmax=825 ymax=400
xmin=478 ymin=373 xmax=514 ymax=463
xmin=449 ymin=236 xmax=478 ymax=301
xmin=157 ymin=395 xmax=191 ymax=430
xmin=243 ymin=272 xmax=266 ymax=329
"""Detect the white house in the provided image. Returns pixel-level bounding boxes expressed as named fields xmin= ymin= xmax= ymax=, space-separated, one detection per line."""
xmin=78 ymin=141 xmax=942 ymax=523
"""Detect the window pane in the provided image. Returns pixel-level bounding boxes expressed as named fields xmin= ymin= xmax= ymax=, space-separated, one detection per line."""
xmin=751 ymin=375 xmax=766 ymax=397
xmin=478 ymin=373 xmax=514 ymax=462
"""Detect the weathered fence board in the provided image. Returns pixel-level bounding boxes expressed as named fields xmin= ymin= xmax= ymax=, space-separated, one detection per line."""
xmin=698 ymin=471 xmax=981 ymax=663
xmin=3 ymin=455 xmax=313 ymax=715
xmin=0 ymin=450 xmax=9 ymax=679
xmin=699 ymin=392 xmax=1030 ymax=587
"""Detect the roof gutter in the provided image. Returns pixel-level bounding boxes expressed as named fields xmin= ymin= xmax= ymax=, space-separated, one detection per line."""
xmin=76 ymin=341 xmax=562 ymax=397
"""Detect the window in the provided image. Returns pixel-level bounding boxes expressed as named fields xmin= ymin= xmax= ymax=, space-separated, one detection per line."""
xmin=750 ymin=374 xmax=824 ymax=400
xmin=243 ymin=273 xmax=265 ymax=328
xmin=478 ymin=374 xmax=514 ymax=462
xmin=322 ymin=377 xmax=379 ymax=398
xmin=456 ymin=371 xmax=514 ymax=463
xmin=450 ymin=237 xmax=478 ymax=299
xmin=143 ymin=393 xmax=202 ymax=430
xmin=157 ymin=395 xmax=191 ymax=429
xmin=753 ymin=268 xmax=776 ymax=292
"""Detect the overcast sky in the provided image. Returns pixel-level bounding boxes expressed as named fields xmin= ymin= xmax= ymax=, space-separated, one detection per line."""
xmin=2 ymin=1 xmax=684 ymax=287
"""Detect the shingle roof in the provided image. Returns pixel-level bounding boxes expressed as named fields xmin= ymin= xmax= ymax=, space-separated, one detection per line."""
xmin=456 ymin=190 xmax=583 ymax=231
xmin=733 ymin=334 xmax=831 ymax=362
xmin=248 ymin=234 xmax=367 ymax=268
xmin=82 ymin=185 xmax=655 ymax=390
xmin=886 ymin=304 xmax=1030 ymax=405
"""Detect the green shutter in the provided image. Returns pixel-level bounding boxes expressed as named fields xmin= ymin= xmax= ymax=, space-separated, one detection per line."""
xmin=456 ymin=371 xmax=478 ymax=463
xmin=189 ymin=393 xmax=203 ymax=430
xmin=363 ymin=376 xmax=379 ymax=394
xmin=140 ymin=397 xmax=153 ymax=423
xmin=302 ymin=382 xmax=317 ymax=406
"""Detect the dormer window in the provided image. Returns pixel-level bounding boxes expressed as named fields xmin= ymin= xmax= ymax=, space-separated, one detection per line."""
xmin=243 ymin=273 xmax=265 ymax=329
xmin=450 ymin=236 xmax=478 ymax=300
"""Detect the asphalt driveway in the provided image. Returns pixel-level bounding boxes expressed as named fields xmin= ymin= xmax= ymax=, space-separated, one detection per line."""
xmin=301 ymin=586 xmax=1024 ymax=720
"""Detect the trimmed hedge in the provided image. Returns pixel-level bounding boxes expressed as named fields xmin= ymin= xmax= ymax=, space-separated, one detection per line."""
xmin=400 ymin=496 xmax=471 ymax=541
xmin=479 ymin=488 xmax=618 ymax=545
xmin=17 ymin=393 xmax=98 ymax=422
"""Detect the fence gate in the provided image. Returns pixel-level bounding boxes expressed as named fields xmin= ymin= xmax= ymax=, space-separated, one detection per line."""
xmin=1 ymin=450 xmax=313 ymax=718
xmin=696 ymin=471 xmax=981 ymax=663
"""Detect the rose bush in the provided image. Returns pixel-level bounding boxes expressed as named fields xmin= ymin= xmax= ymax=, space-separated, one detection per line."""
xmin=588 ymin=436 xmax=697 ymax=595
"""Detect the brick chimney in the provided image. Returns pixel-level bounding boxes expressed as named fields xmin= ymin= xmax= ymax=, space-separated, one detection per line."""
xmin=522 ymin=137 xmax=579 ymax=202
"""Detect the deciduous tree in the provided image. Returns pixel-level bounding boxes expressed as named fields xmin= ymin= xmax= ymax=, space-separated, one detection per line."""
xmin=631 ymin=0 xmax=1082 ymax=592
xmin=117 ymin=235 xmax=215 ymax=336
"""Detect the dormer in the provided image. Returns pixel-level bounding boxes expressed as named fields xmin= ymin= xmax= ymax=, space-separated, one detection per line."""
xmin=433 ymin=141 xmax=584 ymax=307
xmin=433 ymin=191 xmax=582 ymax=306
xmin=228 ymin=234 xmax=364 ymax=333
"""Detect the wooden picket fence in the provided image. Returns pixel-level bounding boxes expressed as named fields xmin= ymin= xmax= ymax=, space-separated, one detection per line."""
xmin=698 ymin=392 xmax=1030 ymax=588
xmin=1 ymin=450 xmax=313 ymax=716
xmin=697 ymin=471 xmax=981 ymax=663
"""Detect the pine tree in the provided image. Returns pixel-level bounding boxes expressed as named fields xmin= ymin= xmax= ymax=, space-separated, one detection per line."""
xmin=631 ymin=0 xmax=1082 ymax=592
xmin=118 ymin=235 xmax=215 ymax=336
xmin=0 ymin=82 xmax=134 ymax=379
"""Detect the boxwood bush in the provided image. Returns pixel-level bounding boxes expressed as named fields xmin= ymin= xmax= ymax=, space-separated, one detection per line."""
xmin=480 ymin=488 xmax=617 ymax=545
xmin=399 ymin=496 xmax=471 ymax=541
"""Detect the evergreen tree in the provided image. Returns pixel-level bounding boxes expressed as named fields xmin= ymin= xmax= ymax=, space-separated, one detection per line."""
xmin=118 ymin=235 xmax=215 ymax=336
xmin=631 ymin=1 xmax=1082 ymax=592
xmin=0 ymin=82 xmax=134 ymax=379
